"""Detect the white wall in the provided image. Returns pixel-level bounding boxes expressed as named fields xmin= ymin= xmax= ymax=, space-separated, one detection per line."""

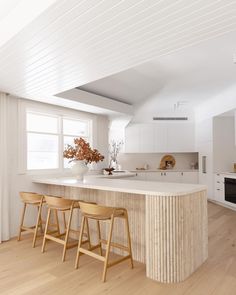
xmin=131 ymin=82 xmax=195 ymax=123
xmin=117 ymin=152 xmax=198 ymax=171
xmin=7 ymin=95 xmax=109 ymax=238
xmin=195 ymin=84 xmax=236 ymax=122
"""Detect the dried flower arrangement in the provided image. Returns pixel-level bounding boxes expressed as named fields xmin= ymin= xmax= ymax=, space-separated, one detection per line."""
xmin=63 ymin=137 xmax=104 ymax=164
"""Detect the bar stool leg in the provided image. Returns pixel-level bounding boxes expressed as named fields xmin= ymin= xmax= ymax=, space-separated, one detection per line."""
xmin=124 ymin=212 xmax=134 ymax=268
xmin=97 ymin=220 xmax=103 ymax=256
xmin=54 ymin=210 xmax=60 ymax=236
xmin=42 ymin=208 xmax=51 ymax=253
xmin=75 ymin=216 xmax=86 ymax=269
xmin=85 ymin=217 xmax=91 ymax=250
xmin=102 ymin=215 xmax=114 ymax=283
xmin=62 ymin=211 xmax=67 ymax=233
xmin=39 ymin=210 xmax=43 ymax=234
xmin=32 ymin=203 xmax=43 ymax=248
xmin=62 ymin=208 xmax=73 ymax=262
xmin=18 ymin=203 xmax=27 ymax=241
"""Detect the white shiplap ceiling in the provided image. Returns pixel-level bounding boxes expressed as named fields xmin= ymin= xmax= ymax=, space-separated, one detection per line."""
xmin=0 ymin=0 xmax=236 ymax=113
xmin=0 ymin=0 xmax=57 ymax=48
xmin=79 ymin=30 xmax=236 ymax=106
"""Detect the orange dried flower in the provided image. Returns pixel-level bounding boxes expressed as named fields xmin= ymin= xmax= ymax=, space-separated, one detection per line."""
xmin=63 ymin=137 xmax=104 ymax=164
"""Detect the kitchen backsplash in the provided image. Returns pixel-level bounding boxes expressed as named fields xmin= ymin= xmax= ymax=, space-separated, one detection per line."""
xmin=117 ymin=153 xmax=198 ymax=170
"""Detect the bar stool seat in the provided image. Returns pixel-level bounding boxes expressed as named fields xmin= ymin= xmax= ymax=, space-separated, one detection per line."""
xmin=75 ymin=202 xmax=134 ymax=282
xmin=42 ymin=195 xmax=90 ymax=262
xmin=18 ymin=192 xmax=47 ymax=248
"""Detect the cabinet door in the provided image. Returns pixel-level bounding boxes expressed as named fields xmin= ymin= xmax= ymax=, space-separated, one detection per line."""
xmin=140 ymin=124 xmax=155 ymax=152
xmin=164 ymin=172 xmax=181 ymax=183
xmin=181 ymin=172 xmax=199 ymax=184
xmin=125 ymin=122 xmax=195 ymax=153
xmin=132 ymin=172 xmax=146 ymax=180
xmin=214 ymin=174 xmax=224 ymax=202
xmin=167 ymin=122 xmax=195 ymax=152
xmin=125 ymin=124 xmax=140 ymax=153
xmin=154 ymin=123 xmax=167 ymax=152
xmin=145 ymin=172 xmax=162 ymax=181
xmin=198 ymin=141 xmax=214 ymax=199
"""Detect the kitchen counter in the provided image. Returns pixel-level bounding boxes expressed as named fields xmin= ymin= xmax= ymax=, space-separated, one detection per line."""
xmin=33 ymin=175 xmax=208 ymax=284
xmin=33 ymin=175 xmax=205 ymax=196
xmin=99 ymin=171 xmax=136 ymax=178
xmin=218 ymin=172 xmax=236 ymax=177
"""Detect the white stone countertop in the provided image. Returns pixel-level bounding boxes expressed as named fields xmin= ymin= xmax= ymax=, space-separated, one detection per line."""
xmin=32 ymin=173 xmax=206 ymax=197
xmin=216 ymin=172 xmax=236 ymax=178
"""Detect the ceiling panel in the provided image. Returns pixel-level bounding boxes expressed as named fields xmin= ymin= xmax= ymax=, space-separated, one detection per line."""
xmin=0 ymin=0 xmax=235 ymax=105
xmin=0 ymin=0 xmax=58 ymax=48
xmin=0 ymin=0 xmax=19 ymax=19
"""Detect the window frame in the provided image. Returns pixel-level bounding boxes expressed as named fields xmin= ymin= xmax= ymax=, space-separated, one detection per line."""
xmin=18 ymin=101 xmax=93 ymax=175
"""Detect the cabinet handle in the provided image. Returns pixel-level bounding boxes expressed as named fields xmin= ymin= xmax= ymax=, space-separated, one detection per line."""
xmin=164 ymin=173 xmax=166 ymax=176
xmin=181 ymin=172 xmax=183 ymax=176
xmin=217 ymin=189 xmax=220 ymax=191
xmin=217 ymin=181 xmax=220 ymax=183
xmin=202 ymin=156 xmax=207 ymax=173
xmin=161 ymin=173 xmax=163 ymax=176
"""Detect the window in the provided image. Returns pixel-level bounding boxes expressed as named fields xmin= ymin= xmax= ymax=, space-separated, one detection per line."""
xmin=26 ymin=111 xmax=91 ymax=171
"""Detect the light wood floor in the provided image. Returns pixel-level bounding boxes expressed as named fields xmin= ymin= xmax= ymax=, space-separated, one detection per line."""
xmin=1 ymin=202 xmax=236 ymax=295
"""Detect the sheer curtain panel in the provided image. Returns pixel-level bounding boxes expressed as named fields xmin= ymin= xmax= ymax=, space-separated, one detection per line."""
xmin=0 ymin=92 xmax=10 ymax=242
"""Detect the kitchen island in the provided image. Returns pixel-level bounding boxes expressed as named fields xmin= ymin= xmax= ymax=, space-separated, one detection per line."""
xmin=33 ymin=175 xmax=208 ymax=283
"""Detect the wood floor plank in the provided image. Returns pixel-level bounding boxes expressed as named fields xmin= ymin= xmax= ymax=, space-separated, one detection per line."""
xmin=0 ymin=202 xmax=236 ymax=295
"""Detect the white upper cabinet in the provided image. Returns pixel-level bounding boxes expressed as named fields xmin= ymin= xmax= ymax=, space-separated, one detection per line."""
xmin=125 ymin=124 xmax=140 ymax=153
xmin=125 ymin=122 xmax=195 ymax=153
xmin=140 ymin=124 xmax=155 ymax=153
xmin=154 ymin=123 xmax=168 ymax=152
xmin=167 ymin=122 xmax=195 ymax=152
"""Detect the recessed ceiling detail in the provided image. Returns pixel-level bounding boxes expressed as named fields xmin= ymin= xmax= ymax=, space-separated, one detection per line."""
xmin=0 ymin=0 xmax=235 ymax=106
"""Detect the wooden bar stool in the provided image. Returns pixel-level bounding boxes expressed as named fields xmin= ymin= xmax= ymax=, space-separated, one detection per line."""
xmin=42 ymin=195 xmax=91 ymax=262
xmin=18 ymin=192 xmax=45 ymax=247
xmin=75 ymin=202 xmax=134 ymax=282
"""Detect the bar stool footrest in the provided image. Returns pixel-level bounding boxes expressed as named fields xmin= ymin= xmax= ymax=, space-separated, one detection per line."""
xmin=100 ymin=239 xmax=130 ymax=252
xmin=107 ymin=255 xmax=131 ymax=268
xmin=78 ymin=247 xmax=105 ymax=262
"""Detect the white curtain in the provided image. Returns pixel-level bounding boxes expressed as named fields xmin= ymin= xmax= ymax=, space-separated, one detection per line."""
xmin=0 ymin=92 xmax=10 ymax=242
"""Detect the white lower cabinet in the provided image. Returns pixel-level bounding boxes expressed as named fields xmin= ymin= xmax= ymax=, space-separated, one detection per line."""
xmin=132 ymin=172 xmax=146 ymax=180
xmin=163 ymin=172 xmax=181 ymax=183
xmin=145 ymin=172 xmax=162 ymax=181
xmin=214 ymin=173 xmax=225 ymax=203
xmin=132 ymin=171 xmax=198 ymax=184
xmin=181 ymin=172 xmax=199 ymax=184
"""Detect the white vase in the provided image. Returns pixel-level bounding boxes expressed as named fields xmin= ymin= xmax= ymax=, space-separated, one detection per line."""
xmin=71 ymin=160 xmax=89 ymax=180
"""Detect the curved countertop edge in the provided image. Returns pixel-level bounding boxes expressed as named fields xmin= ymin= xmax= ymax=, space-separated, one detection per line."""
xmin=32 ymin=176 xmax=207 ymax=197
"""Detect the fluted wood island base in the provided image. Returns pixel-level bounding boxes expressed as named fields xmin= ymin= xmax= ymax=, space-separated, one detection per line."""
xmin=33 ymin=176 xmax=208 ymax=283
